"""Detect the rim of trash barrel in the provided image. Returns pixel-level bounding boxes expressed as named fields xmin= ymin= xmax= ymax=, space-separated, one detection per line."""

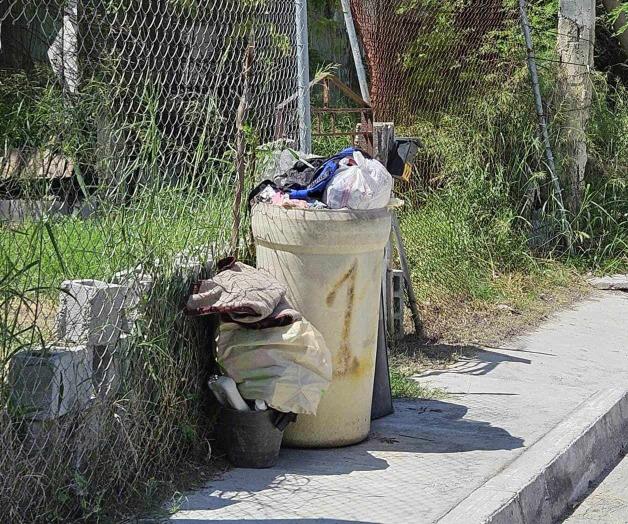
xmin=251 ymin=198 xmax=403 ymax=217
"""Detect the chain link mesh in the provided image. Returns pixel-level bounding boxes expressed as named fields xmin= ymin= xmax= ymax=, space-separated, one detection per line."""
xmin=1 ymin=0 xmax=619 ymax=520
xmin=1 ymin=0 xmax=299 ymax=521
xmin=340 ymin=0 xmax=536 ymax=318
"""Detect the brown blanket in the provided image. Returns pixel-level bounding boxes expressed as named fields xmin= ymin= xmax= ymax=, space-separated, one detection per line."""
xmin=186 ymin=257 xmax=301 ymax=329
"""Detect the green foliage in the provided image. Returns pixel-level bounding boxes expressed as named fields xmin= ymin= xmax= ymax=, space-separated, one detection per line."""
xmin=569 ymin=78 xmax=628 ymax=270
xmin=608 ymin=3 xmax=628 ymax=35
xmin=401 ymin=176 xmax=533 ymax=303
xmin=0 ymin=68 xmax=71 ymax=152
xmin=390 ymin=368 xmax=426 ymax=398
xmin=394 ymin=0 xmax=626 ymax=300
xmin=0 ymin=185 xmax=230 ymax=522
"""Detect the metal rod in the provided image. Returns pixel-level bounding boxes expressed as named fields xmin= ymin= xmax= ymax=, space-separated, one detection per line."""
xmin=340 ymin=0 xmax=370 ymax=104
xmin=295 ymin=0 xmax=312 ymax=154
xmin=518 ymin=0 xmax=570 ymax=244
xmin=392 ymin=214 xmax=422 ymax=336
xmin=231 ymin=41 xmax=255 ymax=254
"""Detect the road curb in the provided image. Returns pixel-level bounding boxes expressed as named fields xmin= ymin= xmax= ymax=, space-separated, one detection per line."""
xmin=438 ymin=388 xmax=628 ymax=524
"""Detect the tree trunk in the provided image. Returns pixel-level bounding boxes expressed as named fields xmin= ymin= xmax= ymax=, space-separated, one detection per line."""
xmin=556 ymin=0 xmax=595 ymax=214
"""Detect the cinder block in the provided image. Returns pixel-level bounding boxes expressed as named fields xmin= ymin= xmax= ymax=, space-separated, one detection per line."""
xmin=92 ymin=333 xmax=131 ymax=398
xmin=0 ymin=198 xmax=69 ymax=223
xmin=392 ymin=270 xmax=405 ymax=339
xmin=112 ymin=267 xmax=153 ymax=333
xmin=56 ymin=279 xmax=125 ymax=344
xmin=175 ymin=245 xmax=218 ymax=276
xmin=8 ymin=345 xmax=94 ymax=420
xmin=386 ymin=269 xmax=405 ymax=340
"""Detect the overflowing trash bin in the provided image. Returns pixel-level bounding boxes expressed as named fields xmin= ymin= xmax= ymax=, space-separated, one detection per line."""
xmin=250 ymin=147 xmax=393 ymax=447
xmin=252 ymin=204 xmax=390 ymax=447
xmin=186 ymin=145 xmax=393 ymax=461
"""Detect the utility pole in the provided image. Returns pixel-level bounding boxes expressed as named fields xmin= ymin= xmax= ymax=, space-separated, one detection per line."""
xmin=557 ymin=0 xmax=595 ymax=213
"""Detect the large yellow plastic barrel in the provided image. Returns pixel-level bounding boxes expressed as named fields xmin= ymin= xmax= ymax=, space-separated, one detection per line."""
xmin=251 ymin=203 xmax=391 ymax=447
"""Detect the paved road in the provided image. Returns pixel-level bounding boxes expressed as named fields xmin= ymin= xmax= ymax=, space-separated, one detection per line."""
xmin=564 ymin=455 xmax=628 ymax=523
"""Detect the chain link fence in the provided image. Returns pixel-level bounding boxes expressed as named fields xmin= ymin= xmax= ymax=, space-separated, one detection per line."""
xmin=1 ymin=0 xmax=299 ymax=521
xmin=342 ymin=0 xmax=624 ymax=335
xmin=1 ymin=0 xmax=624 ymax=521
xmin=342 ymin=0 xmax=544 ymax=320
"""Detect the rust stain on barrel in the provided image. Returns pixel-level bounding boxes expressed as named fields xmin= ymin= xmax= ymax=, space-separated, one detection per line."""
xmin=326 ymin=260 xmax=359 ymax=377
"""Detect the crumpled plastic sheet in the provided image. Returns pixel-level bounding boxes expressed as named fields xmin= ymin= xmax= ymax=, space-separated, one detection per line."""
xmin=217 ymin=320 xmax=332 ymax=415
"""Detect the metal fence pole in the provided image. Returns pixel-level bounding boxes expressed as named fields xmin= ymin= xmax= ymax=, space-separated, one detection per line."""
xmin=340 ymin=0 xmax=370 ymax=104
xmin=518 ymin=0 xmax=570 ymax=246
xmin=295 ymin=0 xmax=312 ymax=154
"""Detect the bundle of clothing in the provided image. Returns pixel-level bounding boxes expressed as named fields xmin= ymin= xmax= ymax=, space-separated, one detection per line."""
xmin=186 ymin=257 xmax=301 ymax=329
xmin=186 ymin=258 xmax=332 ymax=415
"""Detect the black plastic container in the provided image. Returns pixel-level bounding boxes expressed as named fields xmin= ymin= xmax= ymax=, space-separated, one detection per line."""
xmin=387 ymin=138 xmax=421 ymax=180
xmin=217 ymin=407 xmax=288 ymax=468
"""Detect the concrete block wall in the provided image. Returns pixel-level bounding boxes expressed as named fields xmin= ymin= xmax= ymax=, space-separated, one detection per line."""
xmin=56 ymin=279 xmax=126 ymax=345
xmin=6 ymin=246 xmax=215 ymax=460
xmin=8 ymin=344 xmax=94 ymax=420
xmin=112 ymin=267 xmax=154 ymax=333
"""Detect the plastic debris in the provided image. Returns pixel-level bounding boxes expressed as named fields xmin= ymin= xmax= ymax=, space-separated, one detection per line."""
xmin=324 ymin=150 xmax=393 ymax=210
xmin=208 ymin=376 xmax=250 ymax=412
xmin=217 ymin=320 xmax=332 ymax=415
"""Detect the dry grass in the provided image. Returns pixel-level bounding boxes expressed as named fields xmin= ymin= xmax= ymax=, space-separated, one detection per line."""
xmin=389 ymin=265 xmax=590 ymax=388
xmin=416 ymin=268 xmax=589 ymax=346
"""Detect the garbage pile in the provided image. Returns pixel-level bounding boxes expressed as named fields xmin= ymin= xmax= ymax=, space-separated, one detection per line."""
xmin=187 ymin=145 xmax=396 ymax=467
xmin=250 ymin=146 xmax=393 ymax=211
xmin=186 ymin=257 xmax=332 ymax=417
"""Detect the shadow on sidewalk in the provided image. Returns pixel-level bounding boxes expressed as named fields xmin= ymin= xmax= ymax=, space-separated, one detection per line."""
xmin=419 ymin=345 xmax=533 ymax=378
xmin=170 ymin=398 xmax=523 ymax=520
xmin=370 ymin=399 xmax=524 ymax=453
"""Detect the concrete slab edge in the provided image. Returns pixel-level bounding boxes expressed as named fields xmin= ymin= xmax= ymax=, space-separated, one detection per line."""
xmin=438 ymin=387 xmax=628 ymax=524
xmin=587 ymin=274 xmax=628 ymax=290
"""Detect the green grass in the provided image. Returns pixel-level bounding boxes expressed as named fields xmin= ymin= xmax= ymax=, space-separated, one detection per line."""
xmin=390 ymin=368 xmax=444 ymax=399
xmin=0 ymin=184 xmax=236 ymax=523
xmin=1 ymin=187 xmax=232 ymax=290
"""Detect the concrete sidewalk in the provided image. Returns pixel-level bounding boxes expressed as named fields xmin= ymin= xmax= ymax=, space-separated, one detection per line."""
xmin=168 ymin=291 xmax=628 ymax=523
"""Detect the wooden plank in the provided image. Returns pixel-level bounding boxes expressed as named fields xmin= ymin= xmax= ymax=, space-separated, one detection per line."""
xmin=373 ymin=122 xmax=395 ymax=165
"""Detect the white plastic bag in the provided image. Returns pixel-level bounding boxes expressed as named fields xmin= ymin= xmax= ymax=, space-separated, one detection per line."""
xmin=216 ymin=320 xmax=332 ymax=415
xmin=324 ymin=151 xmax=393 ymax=210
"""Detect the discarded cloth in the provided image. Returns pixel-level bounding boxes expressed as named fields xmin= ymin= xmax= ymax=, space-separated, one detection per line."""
xmin=274 ymin=157 xmax=326 ymax=190
xmin=217 ymin=320 xmax=332 ymax=415
xmin=289 ymin=147 xmax=367 ymax=201
xmin=249 ymin=180 xmax=327 ymax=210
xmin=249 ymin=181 xmax=279 ymax=207
xmin=185 ymin=258 xmax=301 ymax=328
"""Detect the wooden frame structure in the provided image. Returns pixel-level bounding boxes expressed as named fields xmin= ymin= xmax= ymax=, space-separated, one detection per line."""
xmin=274 ymin=72 xmax=373 ymax=153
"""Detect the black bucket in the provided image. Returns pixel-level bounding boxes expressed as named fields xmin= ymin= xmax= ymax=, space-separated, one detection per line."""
xmin=217 ymin=408 xmax=294 ymax=468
